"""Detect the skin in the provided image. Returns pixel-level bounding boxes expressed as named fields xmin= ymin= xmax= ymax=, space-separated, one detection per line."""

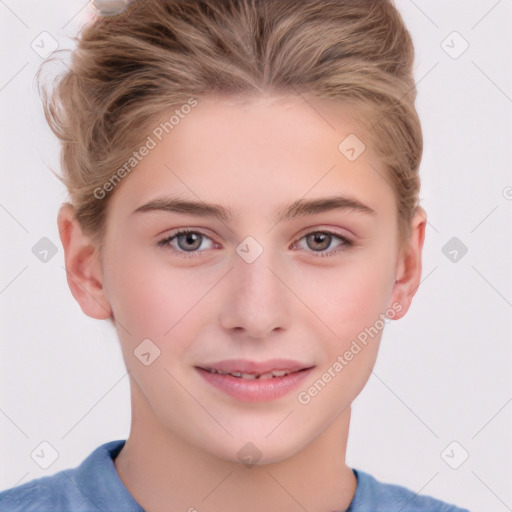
xmin=58 ymin=93 xmax=426 ymax=512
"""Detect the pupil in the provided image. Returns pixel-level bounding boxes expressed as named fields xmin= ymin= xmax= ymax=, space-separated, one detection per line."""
xmin=179 ymin=233 xmax=201 ymax=251
xmin=310 ymin=233 xmax=329 ymax=251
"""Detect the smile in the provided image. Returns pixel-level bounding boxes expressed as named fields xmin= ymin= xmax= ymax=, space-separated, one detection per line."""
xmin=195 ymin=360 xmax=315 ymax=402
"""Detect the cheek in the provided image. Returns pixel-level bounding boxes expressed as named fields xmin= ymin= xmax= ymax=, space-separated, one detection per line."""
xmin=102 ymin=248 xmax=203 ymax=338
xmin=296 ymin=252 xmax=395 ymax=344
xmin=293 ymin=259 xmax=393 ymax=415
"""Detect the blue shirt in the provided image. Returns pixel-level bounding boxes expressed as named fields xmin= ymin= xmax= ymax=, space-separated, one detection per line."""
xmin=0 ymin=440 xmax=470 ymax=511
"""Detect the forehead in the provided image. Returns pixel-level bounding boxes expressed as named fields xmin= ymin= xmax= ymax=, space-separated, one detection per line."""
xmin=105 ymin=93 xmax=396 ymax=224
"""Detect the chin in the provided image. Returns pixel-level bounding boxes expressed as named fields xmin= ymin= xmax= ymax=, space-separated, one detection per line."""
xmin=217 ymin=432 xmax=311 ymax=467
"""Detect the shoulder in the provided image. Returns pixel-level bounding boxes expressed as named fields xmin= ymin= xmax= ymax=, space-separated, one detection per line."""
xmin=0 ymin=440 xmax=142 ymax=512
xmin=349 ymin=469 xmax=471 ymax=512
xmin=0 ymin=470 xmax=86 ymax=512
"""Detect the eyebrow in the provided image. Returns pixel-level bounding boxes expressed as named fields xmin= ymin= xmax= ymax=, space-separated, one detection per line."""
xmin=132 ymin=195 xmax=376 ymax=223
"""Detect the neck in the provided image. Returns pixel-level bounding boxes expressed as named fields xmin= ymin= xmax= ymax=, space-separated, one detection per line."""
xmin=115 ymin=381 xmax=357 ymax=512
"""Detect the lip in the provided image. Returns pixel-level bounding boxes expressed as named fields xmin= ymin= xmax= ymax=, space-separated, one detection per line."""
xmin=195 ymin=359 xmax=315 ymax=402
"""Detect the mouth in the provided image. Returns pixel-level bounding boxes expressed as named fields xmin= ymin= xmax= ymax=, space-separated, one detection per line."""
xmin=195 ymin=359 xmax=315 ymax=402
xmin=200 ymin=367 xmax=306 ymax=380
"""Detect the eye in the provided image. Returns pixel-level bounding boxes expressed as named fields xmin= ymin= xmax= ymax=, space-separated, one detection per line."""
xmin=157 ymin=229 xmax=217 ymax=258
xmin=157 ymin=228 xmax=353 ymax=259
xmin=293 ymin=230 xmax=353 ymax=257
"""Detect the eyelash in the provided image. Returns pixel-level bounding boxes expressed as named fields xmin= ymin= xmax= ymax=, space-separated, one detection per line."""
xmin=157 ymin=229 xmax=354 ymax=259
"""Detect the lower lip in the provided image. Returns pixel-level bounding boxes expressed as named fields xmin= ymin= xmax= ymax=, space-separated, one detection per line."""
xmin=195 ymin=367 xmax=314 ymax=402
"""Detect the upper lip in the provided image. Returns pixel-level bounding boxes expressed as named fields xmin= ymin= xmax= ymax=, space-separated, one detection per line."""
xmin=197 ymin=359 xmax=314 ymax=375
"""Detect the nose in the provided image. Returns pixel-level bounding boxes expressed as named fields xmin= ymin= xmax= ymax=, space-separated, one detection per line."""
xmin=218 ymin=249 xmax=292 ymax=339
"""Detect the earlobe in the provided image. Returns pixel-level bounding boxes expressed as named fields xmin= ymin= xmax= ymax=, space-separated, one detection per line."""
xmin=57 ymin=203 xmax=112 ymax=320
xmin=389 ymin=206 xmax=427 ymax=320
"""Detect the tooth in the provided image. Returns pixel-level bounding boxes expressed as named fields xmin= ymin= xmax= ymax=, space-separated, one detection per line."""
xmin=227 ymin=372 xmax=259 ymax=379
xmin=271 ymin=370 xmax=289 ymax=377
xmin=208 ymin=368 xmax=228 ymax=375
xmin=206 ymin=367 xmax=295 ymax=379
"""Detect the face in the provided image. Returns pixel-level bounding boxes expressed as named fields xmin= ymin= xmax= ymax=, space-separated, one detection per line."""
xmin=64 ymin=94 xmax=424 ymax=464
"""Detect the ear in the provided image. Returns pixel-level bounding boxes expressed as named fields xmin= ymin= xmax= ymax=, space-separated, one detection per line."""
xmin=57 ymin=203 xmax=112 ymax=320
xmin=389 ymin=206 xmax=427 ymax=320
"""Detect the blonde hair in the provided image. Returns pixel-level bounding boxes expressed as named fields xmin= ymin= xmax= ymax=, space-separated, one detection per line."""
xmin=39 ymin=0 xmax=422 ymax=244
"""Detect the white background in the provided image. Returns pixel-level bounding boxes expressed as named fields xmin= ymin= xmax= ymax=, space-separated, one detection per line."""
xmin=0 ymin=1 xmax=511 ymax=511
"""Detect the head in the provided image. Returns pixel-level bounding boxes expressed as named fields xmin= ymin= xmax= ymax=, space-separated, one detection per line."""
xmin=45 ymin=0 xmax=426 ymax=464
